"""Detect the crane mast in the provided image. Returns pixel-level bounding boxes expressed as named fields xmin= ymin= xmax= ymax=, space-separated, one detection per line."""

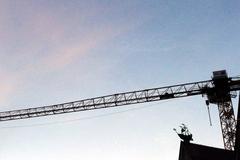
xmin=206 ymin=70 xmax=238 ymax=150
xmin=0 ymin=70 xmax=240 ymax=150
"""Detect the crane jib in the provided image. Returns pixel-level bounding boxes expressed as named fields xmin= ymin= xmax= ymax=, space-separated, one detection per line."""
xmin=0 ymin=80 xmax=214 ymax=121
xmin=0 ymin=77 xmax=240 ymax=122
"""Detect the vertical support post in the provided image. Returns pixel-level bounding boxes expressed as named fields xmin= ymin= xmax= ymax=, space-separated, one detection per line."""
xmin=235 ymin=92 xmax=240 ymax=160
xmin=217 ymin=99 xmax=236 ymax=150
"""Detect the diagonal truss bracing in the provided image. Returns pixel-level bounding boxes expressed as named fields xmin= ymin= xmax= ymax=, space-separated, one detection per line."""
xmin=0 ymin=80 xmax=213 ymax=121
xmin=218 ymin=99 xmax=236 ymax=150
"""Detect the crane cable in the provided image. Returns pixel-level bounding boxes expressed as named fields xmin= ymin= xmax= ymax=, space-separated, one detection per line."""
xmin=207 ymin=104 xmax=212 ymax=126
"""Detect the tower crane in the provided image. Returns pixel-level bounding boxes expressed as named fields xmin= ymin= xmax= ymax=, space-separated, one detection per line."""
xmin=1 ymin=70 xmax=240 ymax=151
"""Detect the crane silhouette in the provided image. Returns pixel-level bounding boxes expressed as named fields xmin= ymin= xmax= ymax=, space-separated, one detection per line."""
xmin=0 ymin=70 xmax=240 ymax=151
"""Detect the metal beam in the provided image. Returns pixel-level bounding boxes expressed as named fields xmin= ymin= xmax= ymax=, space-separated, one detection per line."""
xmin=0 ymin=80 xmax=213 ymax=121
xmin=217 ymin=99 xmax=236 ymax=150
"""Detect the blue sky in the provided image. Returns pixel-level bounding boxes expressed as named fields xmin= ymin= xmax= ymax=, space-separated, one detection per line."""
xmin=0 ymin=0 xmax=240 ymax=160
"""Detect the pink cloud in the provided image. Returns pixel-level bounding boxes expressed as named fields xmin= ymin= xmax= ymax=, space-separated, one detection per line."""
xmin=0 ymin=1 xmax=146 ymax=72
xmin=0 ymin=69 xmax=20 ymax=106
xmin=40 ymin=26 xmax=129 ymax=70
xmin=0 ymin=14 xmax=135 ymax=107
xmin=0 ymin=1 xmax=149 ymax=107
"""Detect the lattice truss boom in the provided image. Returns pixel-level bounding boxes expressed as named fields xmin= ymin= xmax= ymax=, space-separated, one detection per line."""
xmin=0 ymin=80 xmax=213 ymax=121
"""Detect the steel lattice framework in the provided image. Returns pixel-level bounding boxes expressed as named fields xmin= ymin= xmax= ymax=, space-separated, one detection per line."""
xmin=0 ymin=71 xmax=240 ymax=150
xmin=0 ymin=80 xmax=213 ymax=121
xmin=217 ymin=99 xmax=236 ymax=150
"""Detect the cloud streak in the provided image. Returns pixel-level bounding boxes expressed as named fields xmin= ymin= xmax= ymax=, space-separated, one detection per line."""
xmin=0 ymin=1 xmax=148 ymax=107
xmin=0 ymin=69 xmax=20 ymax=106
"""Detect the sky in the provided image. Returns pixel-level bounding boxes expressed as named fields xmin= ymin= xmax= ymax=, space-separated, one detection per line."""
xmin=0 ymin=0 xmax=240 ymax=160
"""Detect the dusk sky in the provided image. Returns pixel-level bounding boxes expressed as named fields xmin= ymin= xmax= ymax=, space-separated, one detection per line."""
xmin=0 ymin=0 xmax=240 ymax=160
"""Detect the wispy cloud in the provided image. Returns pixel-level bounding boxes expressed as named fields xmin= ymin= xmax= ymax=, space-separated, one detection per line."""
xmin=38 ymin=22 xmax=133 ymax=71
xmin=0 ymin=1 xmax=149 ymax=107
xmin=0 ymin=69 xmax=20 ymax=106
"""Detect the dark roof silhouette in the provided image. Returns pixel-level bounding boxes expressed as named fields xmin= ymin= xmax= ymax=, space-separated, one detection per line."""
xmin=178 ymin=141 xmax=234 ymax=160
